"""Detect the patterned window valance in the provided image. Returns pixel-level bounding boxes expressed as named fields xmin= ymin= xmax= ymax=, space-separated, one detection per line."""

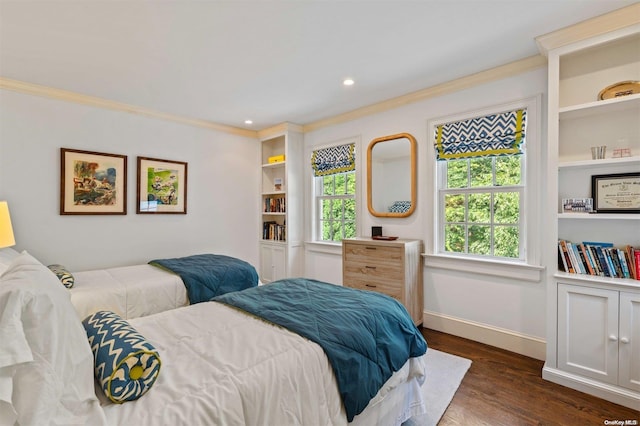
xmin=434 ymin=109 xmax=526 ymax=161
xmin=311 ymin=143 xmax=356 ymax=177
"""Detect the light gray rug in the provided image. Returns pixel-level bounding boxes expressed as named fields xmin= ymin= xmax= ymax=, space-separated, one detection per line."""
xmin=403 ymin=348 xmax=472 ymax=426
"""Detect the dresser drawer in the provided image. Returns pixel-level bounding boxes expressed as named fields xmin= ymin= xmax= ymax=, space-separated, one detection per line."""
xmin=343 ymin=243 xmax=403 ymax=267
xmin=344 ymin=276 xmax=402 ymax=300
xmin=343 ymin=261 xmax=403 ymax=286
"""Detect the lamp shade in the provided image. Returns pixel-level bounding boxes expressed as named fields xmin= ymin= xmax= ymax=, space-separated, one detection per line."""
xmin=0 ymin=201 xmax=16 ymax=248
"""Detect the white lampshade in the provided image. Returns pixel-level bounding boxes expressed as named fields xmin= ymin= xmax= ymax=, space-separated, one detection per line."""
xmin=0 ymin=201 xmax=16 ymax=248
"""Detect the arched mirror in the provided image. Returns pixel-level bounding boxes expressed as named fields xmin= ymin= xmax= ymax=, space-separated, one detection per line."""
xmin=367 ymin=133 xmax=417 ymax=218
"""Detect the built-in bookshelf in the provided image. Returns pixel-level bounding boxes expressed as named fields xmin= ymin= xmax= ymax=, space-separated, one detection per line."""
xmin=258 ymin=124 xmax=303 ymax=283
xmin=538 ymin=11 xmax=640 ymax=409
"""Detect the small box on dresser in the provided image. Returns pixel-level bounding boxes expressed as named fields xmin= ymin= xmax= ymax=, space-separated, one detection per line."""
xmin=342 ymin=237 xmax=423 ymax=326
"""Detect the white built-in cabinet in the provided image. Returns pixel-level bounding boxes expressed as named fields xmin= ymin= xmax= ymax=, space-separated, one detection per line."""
xmin=258 ymin=124 xmax=304 ymax=283
xmin=558 ymin=284 xmax=640 ymax=392
xmin=537 ymin=8 xmax=640 ymax=410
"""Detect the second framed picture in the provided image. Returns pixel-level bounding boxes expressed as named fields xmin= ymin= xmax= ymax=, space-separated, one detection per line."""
xmin=137 ymin=157 xmax=188 ymax=214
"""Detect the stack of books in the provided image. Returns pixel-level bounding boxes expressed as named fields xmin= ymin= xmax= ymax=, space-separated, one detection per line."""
xmin=558 ymin=240 xmax=639 ymax=279
xmin=264 ymin=197 xmax=285 ymax=213
xmin=263 ymin=221 xmax=286 ymax=241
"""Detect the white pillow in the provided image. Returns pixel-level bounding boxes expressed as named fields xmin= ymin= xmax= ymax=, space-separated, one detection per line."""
xmin=0 ymin=247 xmax=20 ymax=275
xmin=0 ymin=252 xmax=106 ymax=425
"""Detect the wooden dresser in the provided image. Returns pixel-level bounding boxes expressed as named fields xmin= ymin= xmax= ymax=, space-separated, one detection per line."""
xmin=342 ymin=237 xmax=423 ymax=326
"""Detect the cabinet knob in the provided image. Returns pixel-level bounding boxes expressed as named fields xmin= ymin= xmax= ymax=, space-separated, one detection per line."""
xmin=608 ymin=335 xmax=618 ymax=342
xmin=620 ymin=337 xmax=630 ymax=344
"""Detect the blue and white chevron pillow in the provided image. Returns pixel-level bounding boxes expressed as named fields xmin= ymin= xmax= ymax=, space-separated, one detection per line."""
xmin=83 ymin=311 xmax=161 ymax=403
xmin=389 ymin=200 xmax=411 ymax=213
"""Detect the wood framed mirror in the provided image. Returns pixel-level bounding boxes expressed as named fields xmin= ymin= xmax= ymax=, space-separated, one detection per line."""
xmin=367 ymin=133 xmax=417 ymax=218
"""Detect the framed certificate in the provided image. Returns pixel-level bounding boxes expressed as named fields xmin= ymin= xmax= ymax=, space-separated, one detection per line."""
xmin=591 ymin=172 xmax=640 ymax=214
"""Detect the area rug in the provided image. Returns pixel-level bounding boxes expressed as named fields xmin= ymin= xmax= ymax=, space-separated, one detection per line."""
xmin=403 ymin=348 xmax=472 ymax=426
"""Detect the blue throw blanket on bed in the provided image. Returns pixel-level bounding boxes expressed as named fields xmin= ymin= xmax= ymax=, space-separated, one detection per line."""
xmin=213 ymin=278 xmax=427 ymax=422
xmin=149 ymin=254 xmax=258 ymax=304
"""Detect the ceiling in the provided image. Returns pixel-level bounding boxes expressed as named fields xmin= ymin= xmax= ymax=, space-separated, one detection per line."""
xmin=0 ymin=1 xmax=636 ymax=131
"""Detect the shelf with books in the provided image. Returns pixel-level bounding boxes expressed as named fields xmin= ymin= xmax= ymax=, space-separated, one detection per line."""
xmin=557 ymin=239 xmax=639 ymax=281
xmin=554 ymin=271 xmax=640 ymax=289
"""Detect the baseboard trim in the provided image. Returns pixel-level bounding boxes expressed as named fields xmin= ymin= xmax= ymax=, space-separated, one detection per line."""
xmin=423 ymin=311 xmax=546 ymax=360
xmin=542 ymin=364 xmax=639 ymax=410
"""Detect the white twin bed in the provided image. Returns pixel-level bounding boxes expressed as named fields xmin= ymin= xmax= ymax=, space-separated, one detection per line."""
xmin=0 ymin=247 xmax=428 ymax=426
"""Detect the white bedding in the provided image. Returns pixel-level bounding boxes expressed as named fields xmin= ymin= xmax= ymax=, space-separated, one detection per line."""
xmin=0 ymin=250 xmax=426 ymax=425
xmin=100 ymin=301 xmax=427 ymax=426
xmin=70 ymin=264 xmax=188 ymax=320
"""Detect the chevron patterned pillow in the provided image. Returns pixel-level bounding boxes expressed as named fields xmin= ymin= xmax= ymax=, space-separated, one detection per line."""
xmin=47 ymin=264 xmax=74 ymax=288
xmin=83 ymin=311 xmax=161 ymax=403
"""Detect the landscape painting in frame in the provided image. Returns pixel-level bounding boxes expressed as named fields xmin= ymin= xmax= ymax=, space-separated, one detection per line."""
xmin=60 ymin=148 xmax=127 ymax=215
xmin=137 ymin=156 xmax=188 ymax=214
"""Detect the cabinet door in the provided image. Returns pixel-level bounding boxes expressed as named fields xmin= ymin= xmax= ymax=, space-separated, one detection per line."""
xmin=558 ymin=283 xmax=619 ymax=385
xmin=259 ymin=244 xmax=286 ymax=284
xmin=619 ymin=291 xmax=640 ymax=391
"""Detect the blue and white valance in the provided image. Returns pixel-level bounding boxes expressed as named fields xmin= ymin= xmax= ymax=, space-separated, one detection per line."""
xmin=434 ymin=109 xmax=526 ymax=161
xmin=311 ymin=143 xmax=356 ymax=176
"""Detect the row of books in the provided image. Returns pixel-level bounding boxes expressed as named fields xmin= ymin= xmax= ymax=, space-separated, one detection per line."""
xmin=558 ymin=240 xmax=640 ymax=280
xmin=263 ymin=221 xmax=286 ymax=241
xmin=264 ymin=197 xmax=285 ymax=213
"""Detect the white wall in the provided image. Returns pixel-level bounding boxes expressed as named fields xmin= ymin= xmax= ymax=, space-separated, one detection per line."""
xmin=0 ymin=91 xmax=260 ymax=271
xmin=303 ymin=68 xmax=548 ymax=359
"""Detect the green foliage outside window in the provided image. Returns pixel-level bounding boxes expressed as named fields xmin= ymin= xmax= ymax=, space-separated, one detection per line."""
xmin=318 ymin=172 xmax=356 ymax=241
xmin=443 ymin=156 xmax=522 ymax=259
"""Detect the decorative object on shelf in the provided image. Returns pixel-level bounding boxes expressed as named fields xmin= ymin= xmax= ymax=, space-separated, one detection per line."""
xmin=597 ymin=80 xmax=640 ymax=100
xmin=590 ymin=145 xmax=606 ymax=159
xmin=60 ymin=148 xmax=127 ymax=215
xmin=613 ymin=147 xmax=632 ymax=158
xmin=562 ymin=198 xmax=593 ymax=213
xmin=371 ymin=226 xmax=382 ymax=237
xmin=137 ymin=157 xmax=187 ymax=214
xmin=274 ymin=178 xmax=283 ymax=191
xmin=372 ymin=235 xmax=398 ymax=241
xmin=268 ymin=154 xmax=285 ymax=164
xmin=591 ymin=172 xmax=640 ymax=214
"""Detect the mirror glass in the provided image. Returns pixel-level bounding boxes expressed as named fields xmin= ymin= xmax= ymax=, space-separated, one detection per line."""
xmin=367 ymin=133 xmax=417 ymax=218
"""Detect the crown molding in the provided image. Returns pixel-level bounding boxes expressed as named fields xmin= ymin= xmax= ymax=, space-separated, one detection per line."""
xmin=536 ymin=3 xmax=640 ymax=55
xmin=302 ymin=54 xmax=547 ymax=133
xmin=257 ymin=122 xmax=304 ymax=140
xmin=0 ymin=77 xmax=258 ymax=138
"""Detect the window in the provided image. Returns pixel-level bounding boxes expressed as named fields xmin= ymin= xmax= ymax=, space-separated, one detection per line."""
xmin=435 ymin=107 xmax=527 ymax=261
xmin=311 ymin=142 xmax=356 ymax=242
xmin=316 ymin=171 xmax=356 ymax=241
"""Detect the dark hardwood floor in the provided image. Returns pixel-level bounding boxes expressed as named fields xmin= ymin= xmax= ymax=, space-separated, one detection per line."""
xmin=420 ymin=328 xmax=639 ymax=426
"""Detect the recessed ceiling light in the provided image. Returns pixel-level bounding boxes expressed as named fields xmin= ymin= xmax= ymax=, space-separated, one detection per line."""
xmin=244 ymin=120 xmax=253 ymax=125
xmin=343 ymin=78 xmax=355 ymax=86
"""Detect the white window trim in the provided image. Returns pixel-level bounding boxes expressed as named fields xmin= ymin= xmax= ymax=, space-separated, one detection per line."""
xmin=306 ymin=136 xmax=362 ymax=244
xmin=425 ymin=95 xmax=544 ymax=282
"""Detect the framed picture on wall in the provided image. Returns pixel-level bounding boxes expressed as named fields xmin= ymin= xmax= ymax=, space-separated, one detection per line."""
xmin=137 ymin=156 xmax=188 ymax=214
xmin=60 ymin=148 xmax=127 ymax=215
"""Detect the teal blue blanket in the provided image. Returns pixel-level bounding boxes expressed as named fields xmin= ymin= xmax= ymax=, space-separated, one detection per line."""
xmin=149 ymin=254 xmax=258 ymax=304
xmin=213 ymin=278 xmax=427 ymax=421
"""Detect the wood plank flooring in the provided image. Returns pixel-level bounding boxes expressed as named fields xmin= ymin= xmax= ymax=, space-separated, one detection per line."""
xmin=420 ymin=328 xmax=639 ymax=426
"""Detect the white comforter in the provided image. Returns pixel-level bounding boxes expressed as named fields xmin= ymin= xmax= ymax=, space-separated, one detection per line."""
xmin=100 ymin=301 xmax=427 ymax=426
xmin=70 ymin=264 xmax=188 ymax=320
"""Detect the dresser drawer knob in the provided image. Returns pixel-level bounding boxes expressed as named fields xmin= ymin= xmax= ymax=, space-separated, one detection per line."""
xmin=365 ymin=284 xmax=377 ymax=288
xmin=365 ymin=265 xmax=376 ymax=269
